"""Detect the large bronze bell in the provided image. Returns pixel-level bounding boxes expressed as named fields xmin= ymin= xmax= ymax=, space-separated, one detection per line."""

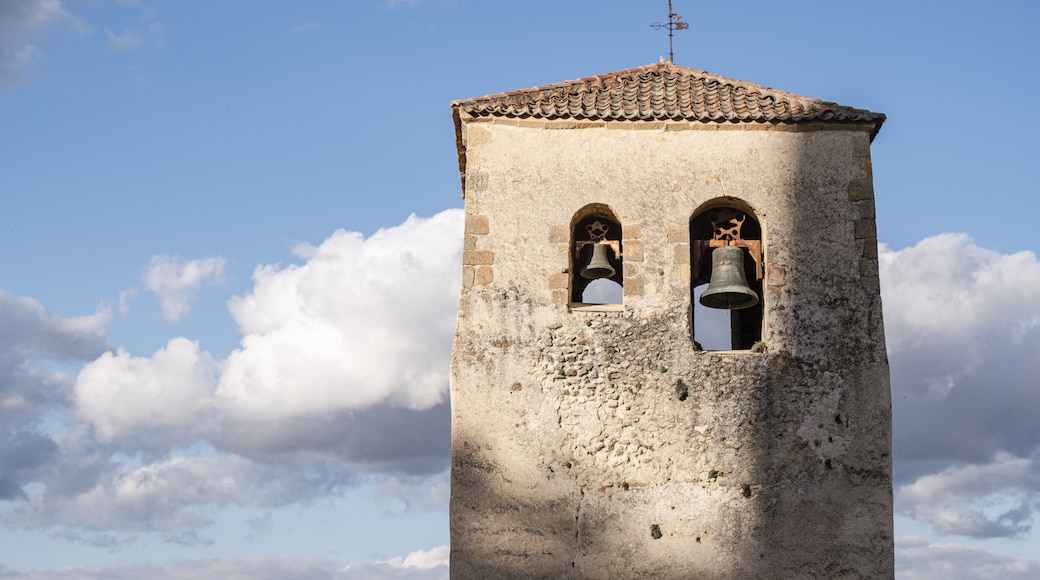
xmin=580 ymin=243 xmax=616 ymax=279
xmin=700 ymin=245 xmax=759 ymax=310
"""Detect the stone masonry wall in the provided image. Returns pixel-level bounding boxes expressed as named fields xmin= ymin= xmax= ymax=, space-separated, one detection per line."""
xmin=450 ymin=119 xmax=892 ymax=579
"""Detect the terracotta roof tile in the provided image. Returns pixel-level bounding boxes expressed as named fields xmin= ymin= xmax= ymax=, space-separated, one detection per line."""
xmin=452 ymin=61 xmax=885 ymax=133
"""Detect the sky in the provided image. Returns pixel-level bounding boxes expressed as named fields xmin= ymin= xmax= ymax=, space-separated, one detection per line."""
xmin=1 ymin=0 xmax=1039 ymax=578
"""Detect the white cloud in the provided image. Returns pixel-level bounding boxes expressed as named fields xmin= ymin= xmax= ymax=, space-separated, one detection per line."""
xmin=85 ymin=211 xmax=460 ymax=451
xmin=219 ymin=210 xmax=461 ymax=422
xmin=25 ymin=455 xmax=253 ymax=534
xmin=895 ymin=536 xmax=1040 ymax=580
xmin=0 ymin=0 xmax=69 ymax=88
xmin=895 ymin=453 xmax=1039 ymax=538
xmin=141 ymin=255 xmax=226 ymax=323
xmin=0 ymin=550 xmax=450 ymax=580
xmin=0 ymin=290 xmax=108 ymax=503
xmin=54 ymin=210 xmax=461 ymax=531
xmin=74 ymin=338 xmax=217 ymax=446
xmin=23 ymin=211 xmax=457 ymax=539
xmin=880 ymin=233 xmax=1040 ymax=398
xmin=117 ymin=287 xmax=137 ymax=315
xmin=378 ymin=544 xmax=449 ymax=569
xmin=881 ymin=234 xmax=1040 ymax=539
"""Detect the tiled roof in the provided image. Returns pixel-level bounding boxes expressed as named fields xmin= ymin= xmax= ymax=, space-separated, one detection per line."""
xmin=452 ymin=61 xmax=885 ymax=136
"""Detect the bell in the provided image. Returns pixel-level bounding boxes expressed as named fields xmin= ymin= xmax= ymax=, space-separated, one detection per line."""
xmin=580 ymin=243 xmax=616 ymax=279
xmin=700 ymin=245 xmax=759 ymax=310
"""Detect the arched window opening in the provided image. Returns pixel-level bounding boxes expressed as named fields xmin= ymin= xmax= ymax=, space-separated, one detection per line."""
xmin=690 ymin=205 xmax=763 ymax=350
xmin=571 ymin=206 xmax=623 ymax=305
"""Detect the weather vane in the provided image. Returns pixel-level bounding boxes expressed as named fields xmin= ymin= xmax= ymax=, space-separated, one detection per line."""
xmin=650 ymin=0 xmax=689 ymax=63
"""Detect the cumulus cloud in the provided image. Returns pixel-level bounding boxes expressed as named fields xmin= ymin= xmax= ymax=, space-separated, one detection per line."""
xmin=82 ymin=211 xmax=461 ymax=468
xmin=881 ymin=234 xmax=1040 ymax=539
xmin=0 ymin=210 xmax=461 ymax=552
xmin=75 ymin=338 xmax=218 ymax=447
xmin=141 ymin=255 xmax=226 ymax=323
xmin=0 ymin=0 xmax=68 ymax=88
xmin=895 ymin=453 xmax=1039 ymax=538
xmin=8 ymin=211 xmax=461 ymax=540
xmin=221 ymin=210 xmax=461 ymax=420
xmin=0 ymin=291 xmax=108 ymax=501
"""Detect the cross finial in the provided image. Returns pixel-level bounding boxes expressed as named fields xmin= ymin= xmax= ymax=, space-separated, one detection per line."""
xmin=650 ymin=0 xmax=689 ymax=63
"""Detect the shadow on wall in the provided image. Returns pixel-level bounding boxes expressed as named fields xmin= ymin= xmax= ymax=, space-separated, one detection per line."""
xmin=450 ymin=430 xmax=614 ymax=579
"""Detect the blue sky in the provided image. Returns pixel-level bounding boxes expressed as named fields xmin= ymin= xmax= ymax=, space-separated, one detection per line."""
xmin=1 ymin=1 xmax=1039 ymax=578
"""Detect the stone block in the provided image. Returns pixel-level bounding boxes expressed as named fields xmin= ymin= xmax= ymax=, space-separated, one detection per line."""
xmin=673 ymin=245 xmax=690 ymax=265
xmin=624 ymin=240 xmax=644 ymax=262
xmin=551 ymin=289 xmax=569 ymax=305
xmin=465 ymin=215 xmax=489 ymax=235
xmin=462 ymin=266 xmax=474 ymax=287
xmin=854 ymin=219 xmax=877 ymax=239
xmin=475 ymin=267 xmax=494 ymax=285
xmin=623 ymin=224 xmax=641 ymax=239
xmin=463 ymin=250 xmax=494 ymax=265
xmin=623 ymin=278 xmax=644 ymax=296
xmin=847 ymin=179 xmax=874 ymax=201
xmin=464 ymin=234 xmax=478 ymax=250
xmin=862 ymin=239 xmax=878 ymax=259
xmin=467 ymin=171 xmax=488 ymax=192
xmin=549 ymin=273 xmax=569 ymax=289
xmin=860 ymin=259 xmax=879 ymax=277
xmin=862 ymin=275 xmax=881 ymax=295
xmin=466 ymin=125 xmax=491 ymax=145
xmin=549 ymin=226 xmax=569 ymax=243
xmin=632 ymin=122 xmax=665 ymax=131
xmin=853 ymin=134 xmax=871 ymax=156
xmin=854 ymin=199 xmax=876 ymax=220
xmin=767 ymin=266 xmax=786 ymax=286
xmin=667 ymin=227 xmax=688 ymax=243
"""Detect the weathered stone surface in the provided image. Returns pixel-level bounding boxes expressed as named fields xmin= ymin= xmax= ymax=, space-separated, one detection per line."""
xmin=465 ymin=214 xmax=489 ymax=235
xmin=462 ymin=250 xmax=494 ymax=266
xmin=623 ymin=240 xmax=644 ymax=262
xmin=450 ymin=116 xmax=892 ymax=579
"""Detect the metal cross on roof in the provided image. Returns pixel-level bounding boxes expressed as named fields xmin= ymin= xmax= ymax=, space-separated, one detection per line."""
xmin=650 ymin=0 xmax=689 ymax=63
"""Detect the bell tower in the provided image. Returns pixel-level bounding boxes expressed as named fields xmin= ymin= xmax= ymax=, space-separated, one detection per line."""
xmin=449 ymin=62 xmax=892 ymax=579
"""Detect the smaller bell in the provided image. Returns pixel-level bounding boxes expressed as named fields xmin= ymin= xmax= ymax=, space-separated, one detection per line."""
xmin=580 ymin=243 xmax=616 ymax=279
xmin=700 ymin=245 xmax=759 ymax=310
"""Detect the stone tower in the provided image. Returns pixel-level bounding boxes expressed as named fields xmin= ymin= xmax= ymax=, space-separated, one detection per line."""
xmin=449 ymin=62 xmax=892 ymax=579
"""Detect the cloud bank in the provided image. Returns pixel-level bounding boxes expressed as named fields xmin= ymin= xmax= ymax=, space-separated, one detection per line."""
xmin=881 ymin=234 xmax=1040 ymax=540
xmin=5 ymin=215 xmax=1040 ymax=575
xmin=2 ymin=210 xmax=462 ymax=546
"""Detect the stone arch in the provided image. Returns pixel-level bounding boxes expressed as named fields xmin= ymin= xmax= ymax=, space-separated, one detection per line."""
xmin=570 ymin=203 xmax=624 ymax=304
xmin=689 ymin=198 xmax=764 ymax=350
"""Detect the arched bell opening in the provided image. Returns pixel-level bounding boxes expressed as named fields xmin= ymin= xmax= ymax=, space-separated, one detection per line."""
xmin=690 ymin=201 xmax=764 ymax=350
xmin=570 ymin=204 xmax=623 ymax=305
